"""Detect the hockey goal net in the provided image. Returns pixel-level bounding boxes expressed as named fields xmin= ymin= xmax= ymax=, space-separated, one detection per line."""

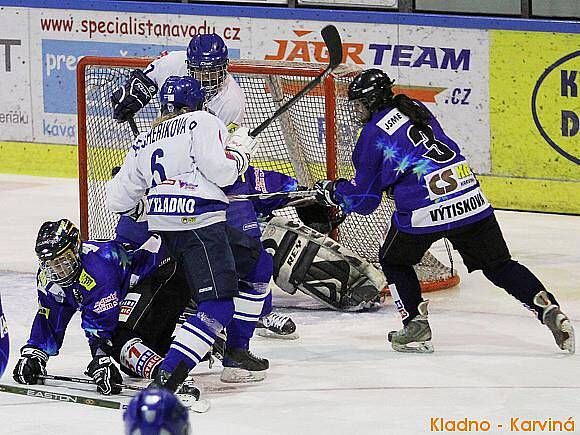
xmin=77 ymin=57 xmax=459 ymax=292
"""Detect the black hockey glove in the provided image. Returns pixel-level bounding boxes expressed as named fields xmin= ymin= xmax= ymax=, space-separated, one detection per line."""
xmin=111 ymin=69 xmax=158 ymax=122
xmin=85 ymin=356 xmax=123 ymax=395
xmin=313 ymin=179 xmax=342 ymax=208
xmin=13 ymin=345 xmax=48 ymax=385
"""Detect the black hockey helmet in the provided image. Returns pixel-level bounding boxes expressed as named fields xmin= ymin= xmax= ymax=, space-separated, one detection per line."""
xmin=35 ymin=219 xmax=82 ymax=286
xmin=348 ymin=69 xmax=395 ymax=123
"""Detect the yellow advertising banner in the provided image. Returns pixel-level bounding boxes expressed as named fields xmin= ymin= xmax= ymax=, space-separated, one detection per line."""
xmin=487 ymin=31 xmax=580 ymax=213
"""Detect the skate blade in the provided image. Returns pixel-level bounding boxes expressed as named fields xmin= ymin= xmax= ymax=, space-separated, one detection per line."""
xmin=256 ymin=329 xmax=299 ymax=340
xmin=177 ymin=394 xmax=211 ymax=413
xmin=220 ymin=367 xmax=267 ymax=383
xmin=561 ymin=320 xmax=575 ymax=354
xmin=391 ymin=340 xmax=434 ymax=354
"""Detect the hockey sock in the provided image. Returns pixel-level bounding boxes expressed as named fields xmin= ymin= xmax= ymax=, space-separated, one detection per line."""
xmin=160 ymin=299 xmax=234 ymax=373
xmin=380 ymin=263 xmax=422 ymax=326
xmin=261 ymin=286 xmax=273 ymax=317
xmin=228 ymin=283 xmax=269 ymax=350
xmin=482 ymin=259 xmax=556 ymax=320
xmin=119 ymin=337 xmax=163 ymax=379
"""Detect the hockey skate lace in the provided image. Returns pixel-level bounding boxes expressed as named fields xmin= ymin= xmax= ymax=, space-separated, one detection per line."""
xmin=264 ymin=313 xmax=289 ymax=330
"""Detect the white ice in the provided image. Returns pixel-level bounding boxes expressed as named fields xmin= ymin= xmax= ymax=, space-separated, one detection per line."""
xmin=0 ymin=174 xmax=578 ymax=435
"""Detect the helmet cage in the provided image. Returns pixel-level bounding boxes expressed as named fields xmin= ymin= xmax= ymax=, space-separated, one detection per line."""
xmin=186 ymin=59 xmax=228 ymax=100
xmin=39 ymin=240 xmax=81 ymax=286
xmin=350 ymin=98 xmax=373 ymax=124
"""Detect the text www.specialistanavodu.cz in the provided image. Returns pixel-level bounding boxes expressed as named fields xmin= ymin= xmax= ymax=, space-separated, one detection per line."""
xmin=40 ymin=16 xmax=218 ymax=39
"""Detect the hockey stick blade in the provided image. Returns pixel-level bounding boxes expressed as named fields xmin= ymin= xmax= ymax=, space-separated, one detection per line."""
xmin=321 ymin=24 xmax=343 ymax=69
xmin=250 ymin=24 xmax=342 ymax=138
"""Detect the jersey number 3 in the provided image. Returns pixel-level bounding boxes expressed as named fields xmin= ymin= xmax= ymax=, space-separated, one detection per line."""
xmin=151 ymin=149 xmax=167 ymax=187
xmin=408 ymin=125 xmax=456 ymax=163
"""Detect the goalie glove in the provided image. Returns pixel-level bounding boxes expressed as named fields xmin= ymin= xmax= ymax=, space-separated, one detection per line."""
xmin=85 ymin=356 xmax=123 ymax=395
xmin=111 ymin=69 xmax=158 ymax=122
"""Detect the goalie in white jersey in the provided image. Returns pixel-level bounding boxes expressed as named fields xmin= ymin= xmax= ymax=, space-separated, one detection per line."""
xmin=107 ymin=76 xmax=264 ymax=393
xmin=112 ymin=33 xmax=244 ymax=130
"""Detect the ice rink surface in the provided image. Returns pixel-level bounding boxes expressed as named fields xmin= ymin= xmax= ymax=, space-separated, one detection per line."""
xmin=0 ymin=174 xmax=578 ymax=435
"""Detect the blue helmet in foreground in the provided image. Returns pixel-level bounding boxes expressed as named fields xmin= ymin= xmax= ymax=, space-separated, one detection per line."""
xmin=186 ymin=33 xmax=229 ymax=99
xmin=159 ymin=76 xmax=206 ymax=115
xmin=124 ymin=387 xmax=190 ymax=435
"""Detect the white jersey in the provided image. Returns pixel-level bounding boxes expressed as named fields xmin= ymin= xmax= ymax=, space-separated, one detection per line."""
xmin=145 ymin=50 xmax=246 ymax=128
xmin=106 ymin=110 xmax=238 ymax=231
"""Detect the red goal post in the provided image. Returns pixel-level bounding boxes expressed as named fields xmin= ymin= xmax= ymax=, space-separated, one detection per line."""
xmin=77 ymin=56 xmax=459 ymax=292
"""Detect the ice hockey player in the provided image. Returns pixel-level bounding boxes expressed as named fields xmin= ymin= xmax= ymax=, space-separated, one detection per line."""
xmin=0 ymin=292 xmax=8 ymax=379
xmin=106 ymin=75 xmax=266 ymax=392
xmin=111 ymin=32 xmax=296 ymax=336
xmin=124 ymin=387 xmax=190 ymax=435
xmin=12 ymin=219 xmax=164 ymax=395
xmin=314 ymin=68 xmax=575 ymax=354
xmin=112 ymin=32 xmax=243 ymax=131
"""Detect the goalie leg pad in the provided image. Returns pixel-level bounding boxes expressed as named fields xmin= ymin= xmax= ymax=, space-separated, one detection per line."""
xmin=261 ymin=217 xmax=387 ymax=311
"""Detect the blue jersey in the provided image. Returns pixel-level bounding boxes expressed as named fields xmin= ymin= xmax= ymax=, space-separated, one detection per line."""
xmin=333 ymin=103 xmax=492 ymax=234
xmin=0 ymin=293 xmax=8 ymax=379
xmin=27 ymin=239 xmax=163 ymax=357
xmin=223 ymin=166 xmax=298 ymax=239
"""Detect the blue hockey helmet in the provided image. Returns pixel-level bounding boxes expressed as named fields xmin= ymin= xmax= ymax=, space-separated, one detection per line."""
xmin=159 ymin=76 xmax=206 ymax=115
xmin=186 ymin=33 xmax=229 ymax=99
xmin=124 ymin=387 xmax=190 ymax=435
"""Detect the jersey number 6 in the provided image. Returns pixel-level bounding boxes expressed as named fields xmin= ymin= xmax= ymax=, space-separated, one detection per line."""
xmin=151 ymin=149 xmax=167 ymax=187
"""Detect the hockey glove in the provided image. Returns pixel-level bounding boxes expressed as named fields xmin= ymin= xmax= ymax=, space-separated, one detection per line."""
xmin=13 ymin=345 xmax=48 ymax=385
xmin=225 ymin=127 xmax=260 ymax=176
xmin=121 ymin=197 xmax=147 ymax=223
xmin=85 ymin=356 xmax=123 ymax=395
xmin=226 ymin=127 xmax=260 ymax=156
xmin=313 ymin=179 xmax=340 ymax=208
xmin=111 ymin=69 xmax=158 ymax=122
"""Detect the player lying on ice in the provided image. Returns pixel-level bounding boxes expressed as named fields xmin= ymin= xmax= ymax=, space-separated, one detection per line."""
xmin=313 ymin=68 xmax=575 ymax=354
xmin=110 ymin=32 xmax=299 ymax=338
xmin=13 ymin=219 xmax=165 ymax=395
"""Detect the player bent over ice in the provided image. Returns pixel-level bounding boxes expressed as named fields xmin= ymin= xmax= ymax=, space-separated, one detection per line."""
xmin=12 ymin=219 xmax=164 ymax=395
xmin=314 ymin=69 xmax=575 ymax=354
xmin=106 ymin=76 xmax=264 ymax=394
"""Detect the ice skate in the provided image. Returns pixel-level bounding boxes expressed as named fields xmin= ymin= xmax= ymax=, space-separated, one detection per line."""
xmin=534 ymin=291 xmax=575 ymax=354
xmin=256 ymin=312 xmax=299 ymax=340
xmin=388 ymin=300 xmax=434 ymax=353
xmin=220 ymin=348 xmax=269 ymax=383
xmin=150 ymin=365 xmax=210 ymax=413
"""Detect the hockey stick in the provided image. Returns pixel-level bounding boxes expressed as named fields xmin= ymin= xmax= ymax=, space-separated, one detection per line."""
xmin=127 ymin=116 xmax=140 ymax=137
xmin=249 ymin=24 xmax=343 ymax=138
xmin=39 ymin=373 xmax=210 ymax=413
xmin=227 ymin=189 xmax=317 ymax=201
xmin=40 ymin=374 xmax=142 ymax=392
xmin=0 ymin=383 xmax=125 ymax=410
